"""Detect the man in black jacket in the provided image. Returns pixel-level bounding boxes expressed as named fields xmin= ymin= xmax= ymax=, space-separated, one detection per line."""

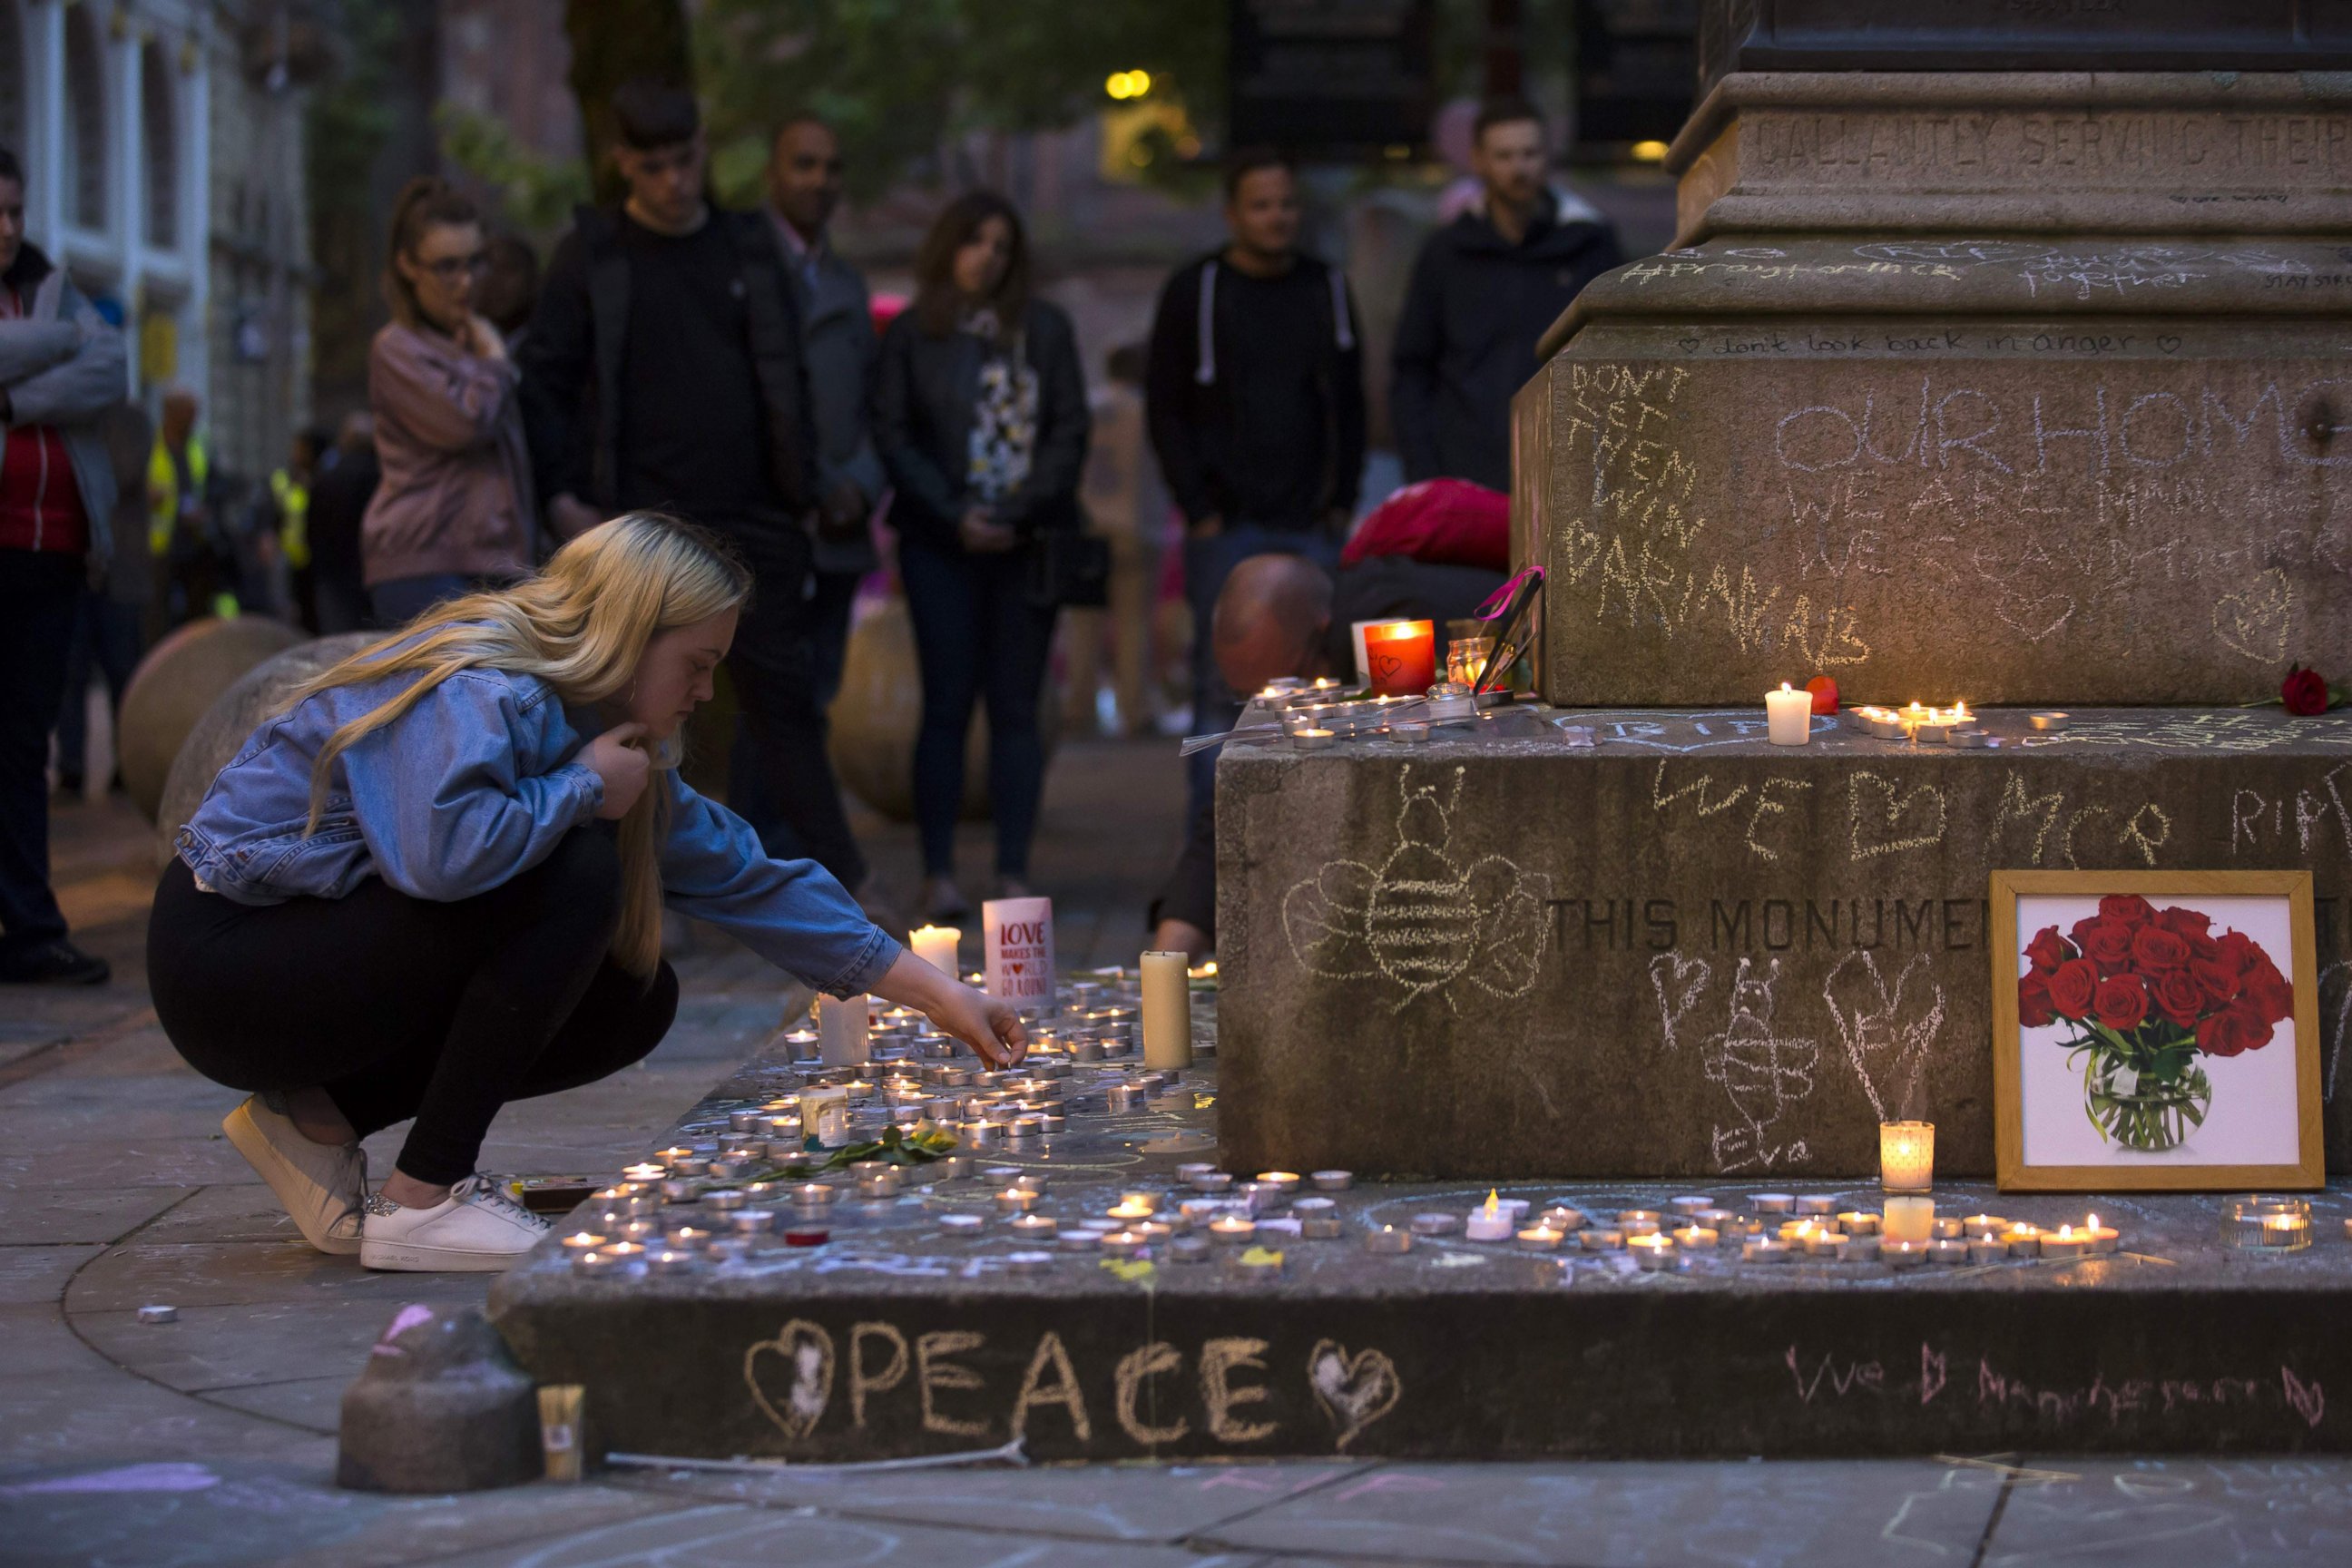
xmin=519 ymin=79 xmax=867 ymax=896
xmin=1145 ymin=150 xmax=1366 ymax=817
xmin=1392 ymin=99 xmax=1622 ymax=492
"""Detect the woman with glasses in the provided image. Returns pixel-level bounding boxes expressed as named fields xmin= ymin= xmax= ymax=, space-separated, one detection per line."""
xmin=361 ymin=177 xmax=534 ymax=626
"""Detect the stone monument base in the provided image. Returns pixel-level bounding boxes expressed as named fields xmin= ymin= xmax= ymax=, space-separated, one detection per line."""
xmin=489 ymin=1050 xmax=2352 ymax=1462
xmin=1214 ymin=707 xmax=2352 ymax=1181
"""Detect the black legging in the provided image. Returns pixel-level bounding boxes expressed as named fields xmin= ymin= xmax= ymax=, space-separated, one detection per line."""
xmin=148 ymin=828 xmax=677 ymax=1186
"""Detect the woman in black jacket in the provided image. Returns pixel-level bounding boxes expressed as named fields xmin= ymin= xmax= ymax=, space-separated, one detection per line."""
xmin=874 ymin=191 xmax=1089 ymax=923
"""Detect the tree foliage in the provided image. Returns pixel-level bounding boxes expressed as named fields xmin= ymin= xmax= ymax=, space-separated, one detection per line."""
xmin=691 ymin=0 xmax=1228 ymax=204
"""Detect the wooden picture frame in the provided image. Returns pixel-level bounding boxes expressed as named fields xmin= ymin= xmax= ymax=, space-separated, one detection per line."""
xmin=1990 ymin=868 xmax=2324 ymax=1192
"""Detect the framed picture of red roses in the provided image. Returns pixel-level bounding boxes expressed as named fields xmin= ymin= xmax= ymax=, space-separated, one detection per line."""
xmin=1991 ymin=869 xmax=2323 ymax=1191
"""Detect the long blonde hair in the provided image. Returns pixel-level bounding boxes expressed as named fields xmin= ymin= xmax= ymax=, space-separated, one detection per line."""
xmin=286 ymin=514 xmax=752 ymax=976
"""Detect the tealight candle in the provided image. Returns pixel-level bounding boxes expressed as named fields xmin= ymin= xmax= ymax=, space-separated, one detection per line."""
xmin=1515 ymin=1224 xmax=1563 ymax=1251
xmin=1009 ymin=1213 xmax=1058 ymax=1241
xmin=560 ymin=1230 xmax=607 ymax=1254
xmin=655 ymin=1146 xmax=695 ymax=1164
xmin=995 ymin=1188 xmax=1040 ymax=1216
xmin=1837 ymin=1210 xmax=1881 ymax=1236
xmin=1106 ymin=1200 xmax=1155 ymax=1223
xmin=1312 ymin=1170 xmax=1355 ymax=1191
xmin=1291 ymin=728 xmax=1335 ymax=750
xmin=595 ymin=1241 xmax=646 ymax=1265
xmin=1765 ymin=681 xmax=1813 ymax=746
xmin=1099 ymin=1229 xmax=1148 ymax=1257
xmin=1882 ymin=1240 xmax=1927 ymax=1269
xmin=1540 ymin=1205 xmax=1589 ymax=1232
xmin=1115 ymin=1190 xmax=1160 ymax=1213
xmin=621 ymin=1161 xmax=666 ymax=1183
xmin=571 ymin=1249 xmax=619 ymax=1277
xmin=1794 ymin=1195 xmax=1838 ymax=1219
xmin=2039 ymin=1224 xmax=2090 ymax=1260
xmin=1836 ymin=1233 xmax=1881 ymax=1262
xmin=662 ymin=1225 xmax=711 ymax=1249
xmin=1620 ymin=1218 xmax=1661 ymax=1239
xmin=1742 ymin=1238 xmax=1792 ymax=1263
xmin=1366 ymin=1224 xmax=1413 ymax=1255
xmin=1580 ymin=1228 xmax=1625 ymax=1251
xmin=1210 ymin=1216 xmax=1257 ymax=1244
xmin=649 ymin=1248 xmax=697 ymax=1276
xmin=1629 ymin=1233 xmax=1679 ymax=1270
xmin=1879 ymin=1121 xmax=1935 ymax=1193
xmin=1882 ymin=1196 xmax=1936 ymax=1244
xmin=1927 ymin=1240 xmax=1969 ymax=1266
xmin=1961 ymin=1214 xmax=2009 ymax=1240
xmin=1411 ymin=1212 xmax=1460 ymax=1238
xmin=1966 ymin=1238 xmax=2006 ymax=1264
xmin=2004 ymin=1223 xmax=2044 ymax=1258
xmin=1802 ymin=1229 xmax=1847 ymax=1258
xmin=1669 ymin=1195 xmax=1714 ymax=1217
xmin=2082 ymin=1214 xmax=2121 ymax=1254
xmin=1255 ymin=1172 xmax=1302 ymax=1200
xmin=1465 ymin=1191 xmax=1515 ymax=1242
xmin=1931 ymin=1218 xmax=1963 ymax=1240
xmin=1617 ymin=1209 xmax=1663 ymax=1227
xmin=1753 ymin=1193 xmax=1795 ymax=1214
xmin=1671 ymin=1225 xmax=1720 ymax=1250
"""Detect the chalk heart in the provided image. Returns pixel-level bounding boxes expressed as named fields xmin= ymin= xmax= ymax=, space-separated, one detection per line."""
xmin=1847 ymin=774 xmax=1946 ymax=860
xmin=2156 ymin=333 xmax=2183 ymax=354
xmin=1308 ymin=1340 xmax=1402 ymax=1451
xmin=1993 ymin=585 xmax=2075 ymax=644
xmin=743 ymin=1319 xmax=835 ymax=1441
xmin=1649 ymin=952 xmax=1711 ymax=1047
xmin=2213 ymin=569 xmax=2293 ymax=664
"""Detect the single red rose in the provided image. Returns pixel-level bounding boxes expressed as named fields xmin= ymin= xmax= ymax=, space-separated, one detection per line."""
xmin=2130 ymin=925 xmax=2191 ymax=973
xmin=2282 ymin=664 xmax=2331 ymax=717
xmin=2046 ymin=958 xmax=2098 ymax=1020
xmin=2098 ymin=894 xmax=2155 ymax=927
xmin=1805 ymin=676 xmax=1839 ymax=715
xmin=2197 ymin=1010 xmax=2246 ymax=1057
xmin=2242 ymin=955 xmax=2295 ymax=1025
xmin=2215 ymin=931 xmax=2255 ymax=973
xmin=2190 ymin=955 xmax=2243 ymax=1005
xmin=2156 ymin=906 xmax=2211 ymax=941
xmin=2024 ymin=926 xmax=2072 ymax=973
xmin=2019 ymin=969 xmax=2056 ymax=1029
xmin=2074 ymin=919 xmax=2136 ymax=972
xmin=2092 ymin=974 xmax=2149 ymax=1033
xmin=2226 ymin=996 xmax=2277 ymax=1052
xmin=2153 ymin=966 xmax=2205 ymax=1028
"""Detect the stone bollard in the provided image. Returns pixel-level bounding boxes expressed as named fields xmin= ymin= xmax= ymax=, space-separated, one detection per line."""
xmin=337 ymin=1303 xmax=542 ymax=1493
xmin=118 ymin=616 xmax=306 ymax=821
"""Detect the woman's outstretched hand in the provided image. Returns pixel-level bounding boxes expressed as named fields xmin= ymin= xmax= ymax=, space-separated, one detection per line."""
xmin=872 ymin=949 xmax=1028 ymax=1069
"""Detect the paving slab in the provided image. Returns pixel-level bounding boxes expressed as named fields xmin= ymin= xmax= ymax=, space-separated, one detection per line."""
xmin=613 ymin=1456 xmax=1373 ymax=1543
xmin=67 ymin=1240 xmax=483 ymax=1314
xmin=74 ymin=1292 xmax=485 ymax=1396
xmin=1199 ymin=1458 xmax=2004 ymax=1566
xmin=0 ymin=1460 xmax=683 ymax=1568
xmin=414 ymin=1500 xmax=1265 ymax=1568
xmin=0 ymin=1245 xmax=104 ymax=1306
xmin=0 ymin=1183 xmax=192 ymax=1247
xmin=1981 ymin=1455 xmax=2352 ymax=1566
xmin=132 ymin=1184 xmax=319 ymax=1249
xmin=194 ymin=1376 xmax=349 ymax=1435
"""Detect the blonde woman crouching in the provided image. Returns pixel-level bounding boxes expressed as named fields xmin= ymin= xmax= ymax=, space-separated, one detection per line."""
xmin=148 ymin=514 xmax=1023 ymax=1271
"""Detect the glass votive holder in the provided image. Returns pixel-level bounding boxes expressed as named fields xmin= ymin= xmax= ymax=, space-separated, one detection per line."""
xmin=2225 ymin=1194 xmax=2312 ymax=1251
xmin=1879 ymin=1120 xmax=1935 ymax=1194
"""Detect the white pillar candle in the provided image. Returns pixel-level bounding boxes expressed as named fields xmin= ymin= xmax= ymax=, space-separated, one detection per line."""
xmin=817 ymin=994 xmax=869 ymax=1067
xmin=1879 ymin=1121 xmax=1936 ymax=1193
xmin=1765 ymin=682 xmax=1813 ymax=746
xmin=1882 ymin=1196 xmax=1936 ymax=1244
xmin=983 ymin=897 xmax=1056 ymax=1015
xmin=911 ymin=925 xmax=961 ymax=977
xmin=1141 ymin=950 xmax=1194 ymax=1070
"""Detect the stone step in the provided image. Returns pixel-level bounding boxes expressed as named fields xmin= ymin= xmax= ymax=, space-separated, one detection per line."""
xmin=489 ymin=1051 xmax=2352 ymax=1463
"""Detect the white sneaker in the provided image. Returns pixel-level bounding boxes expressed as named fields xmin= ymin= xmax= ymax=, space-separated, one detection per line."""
xmin=359 ymin=1175 xmax=550 ymax=1271
xmin=221 ymin=1094 xmax=368 ymax=1255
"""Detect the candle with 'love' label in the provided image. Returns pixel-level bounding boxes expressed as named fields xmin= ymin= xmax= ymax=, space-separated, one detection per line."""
xmin=984 ymin=897 xmax=1056 ymax=1015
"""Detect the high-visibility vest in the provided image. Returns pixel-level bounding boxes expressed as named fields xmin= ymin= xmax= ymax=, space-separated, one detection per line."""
xmin=270 ymin=468 xmax=310 ymax=569
xmin=147 ymin=435 xmax=209 ymax=554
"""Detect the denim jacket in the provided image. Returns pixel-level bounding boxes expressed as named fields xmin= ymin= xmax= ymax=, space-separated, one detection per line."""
xmin=173 ymin=660 xmax=899 ymax=998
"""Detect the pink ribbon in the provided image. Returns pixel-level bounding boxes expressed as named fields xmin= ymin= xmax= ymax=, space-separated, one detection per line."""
xmin=1475 ymin=564 xmax=1543 ymax=622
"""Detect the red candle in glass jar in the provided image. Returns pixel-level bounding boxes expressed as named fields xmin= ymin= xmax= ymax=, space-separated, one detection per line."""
xmin=1362 ymin=620 xmax=1436 ymax=697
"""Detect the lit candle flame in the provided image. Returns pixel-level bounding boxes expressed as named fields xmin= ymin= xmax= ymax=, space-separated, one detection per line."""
xmin=1779 ymin=681 xmax=1793 ymax=693
xmin=1484 ymin=1190 xmax=1500 ymax=1214
xmin=2059 ymin=1224 xmax=2073 ymax=1240
xmin=2087 ymin=1212 xmax=2100 ymax=1229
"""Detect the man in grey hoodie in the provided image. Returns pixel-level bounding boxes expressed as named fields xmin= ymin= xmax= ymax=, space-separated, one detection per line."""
xmin=0 ymin=145 xmax=129 ymax=985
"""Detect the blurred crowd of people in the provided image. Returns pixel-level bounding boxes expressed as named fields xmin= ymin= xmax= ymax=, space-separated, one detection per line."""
xmin=2 ymin=84 xmax=1616 ymax=981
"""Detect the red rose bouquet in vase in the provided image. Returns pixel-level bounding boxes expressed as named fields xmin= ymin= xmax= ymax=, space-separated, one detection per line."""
xmin=2019 ymin=896 xmax=2294 ymax=1152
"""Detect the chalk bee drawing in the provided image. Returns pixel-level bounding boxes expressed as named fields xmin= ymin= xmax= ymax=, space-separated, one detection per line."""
xmin=1283 ymin=767 xmax=1549 ymax=1013
xmin=1701 ymin=956 xmax=1818 ymax=1171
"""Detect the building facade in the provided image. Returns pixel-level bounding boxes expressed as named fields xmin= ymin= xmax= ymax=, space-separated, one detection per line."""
xmin=4 ymin=0 xmax=310 ymax=482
